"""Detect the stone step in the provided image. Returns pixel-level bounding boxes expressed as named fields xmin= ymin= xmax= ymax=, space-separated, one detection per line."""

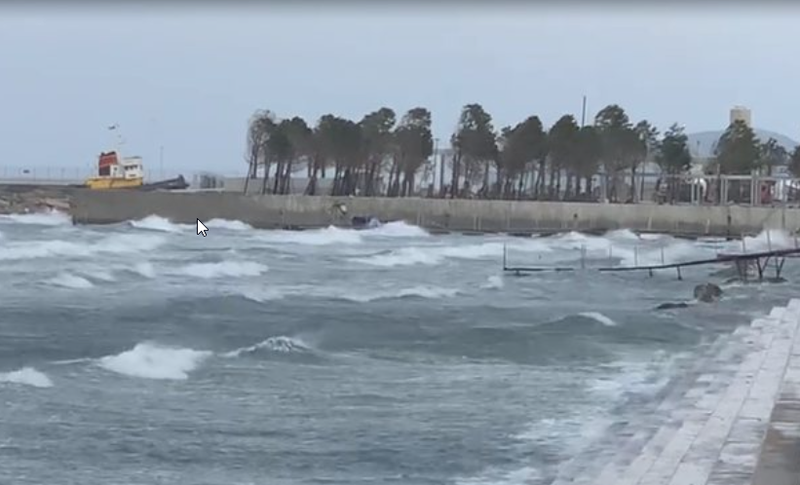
xmin=711 ymin=299 xmax=800 ymax=485
xmin=633 ymin=303 xmax=799 ymax=485
xmin=590 ymin=311 xmax=787 ymax=485
xmin=548 ymin=322 xmax=764 ymax=485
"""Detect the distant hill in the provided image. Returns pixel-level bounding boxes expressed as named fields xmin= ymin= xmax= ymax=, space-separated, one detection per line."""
xmin=686 ymin=129 xmax=798 ymax=158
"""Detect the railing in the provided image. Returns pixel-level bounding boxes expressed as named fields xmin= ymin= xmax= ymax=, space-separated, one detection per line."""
xmin=0 ymin=166 xmax=93 ymax=183
xmin=0 ymin=166 xmax=220 ymax=186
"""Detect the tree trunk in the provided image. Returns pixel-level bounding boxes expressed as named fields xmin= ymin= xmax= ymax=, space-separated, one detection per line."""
xmin=450 ymin=151 xmax=461 ymax=199
xmin=282 ymin=158 xmax=294 ymax=194
xmin=260 ymin=160 xmax=271 ymax=195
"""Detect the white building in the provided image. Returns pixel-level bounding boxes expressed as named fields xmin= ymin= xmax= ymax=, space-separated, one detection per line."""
xmin=730 ymin=106 xmax=752 ymax=127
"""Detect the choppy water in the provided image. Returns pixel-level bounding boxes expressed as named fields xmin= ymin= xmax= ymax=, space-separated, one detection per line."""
xmin=1 ymin=211 xmax=798 ymax=485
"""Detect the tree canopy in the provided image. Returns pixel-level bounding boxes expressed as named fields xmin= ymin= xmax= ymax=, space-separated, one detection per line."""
xmin=242 ymin=103 xmax=795 ymax=201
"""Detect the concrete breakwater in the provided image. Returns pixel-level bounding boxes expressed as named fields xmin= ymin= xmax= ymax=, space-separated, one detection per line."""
xmin=0 ymin=184 xmax=74 ymax=214
xmin=67 ymin=189 xmax=800 ymax=237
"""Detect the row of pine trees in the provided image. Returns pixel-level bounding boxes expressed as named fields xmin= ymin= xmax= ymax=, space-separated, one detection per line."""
xmin=245 ymin=104 xmax=800 ymax=201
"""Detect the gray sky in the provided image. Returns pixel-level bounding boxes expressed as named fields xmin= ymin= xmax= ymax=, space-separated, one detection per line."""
xmin=2 ymin=5 xmax=799 ymax=176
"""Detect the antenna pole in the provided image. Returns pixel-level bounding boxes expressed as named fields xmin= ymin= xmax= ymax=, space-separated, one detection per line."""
xmin=581 ymin=95 xmax=587 ymax=128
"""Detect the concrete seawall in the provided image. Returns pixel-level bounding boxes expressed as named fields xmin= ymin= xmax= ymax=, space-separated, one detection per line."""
xmin=68 ymin=189 xmax=800 ymax=237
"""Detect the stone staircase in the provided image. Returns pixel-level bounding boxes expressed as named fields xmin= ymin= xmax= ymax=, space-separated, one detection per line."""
xmin=549 ymin=299 xmax=800 ymax=485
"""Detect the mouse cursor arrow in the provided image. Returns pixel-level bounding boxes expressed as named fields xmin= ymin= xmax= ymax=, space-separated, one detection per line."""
xmin=196 ymin=218 xmax=208 ymax=237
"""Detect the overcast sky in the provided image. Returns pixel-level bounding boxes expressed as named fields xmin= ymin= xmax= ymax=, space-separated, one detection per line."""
xmin=1 ymin=4 xmax=799 ymax=176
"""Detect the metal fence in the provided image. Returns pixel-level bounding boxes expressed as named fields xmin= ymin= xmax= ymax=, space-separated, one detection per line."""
xmin=0 ymin=166 xmax=215 ymax=186
xmin=4 ymin=164 xmax=800 ymax=210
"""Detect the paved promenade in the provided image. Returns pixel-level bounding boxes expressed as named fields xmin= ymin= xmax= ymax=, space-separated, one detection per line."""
xmin=552 ymin=299 xmax=800 ymax=485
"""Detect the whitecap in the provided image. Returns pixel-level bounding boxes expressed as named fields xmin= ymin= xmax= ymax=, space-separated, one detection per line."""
xmin=0 ymin=209 xmax=71 ymax=226
xmin=223 ymin=336 xmax=311 ymax=358
xmin=97 ymin=342 xmax=212 ymax=380
xmin=258 ymin=226 xmax=363 ymax=246
xmin=0 ymin=367 xmax=53 ymax=388
xmin=129 ymin=215 xmax=190 ymax=233
xmin=178 ymin=261 xmax=267 ymax=279
xmin=206 ymin=218 xmax=253 ymax=231
xmin=47 ymin=272 xmax=94 ymax=289
xmin=577 ymin=312 xmax=618 ymax=327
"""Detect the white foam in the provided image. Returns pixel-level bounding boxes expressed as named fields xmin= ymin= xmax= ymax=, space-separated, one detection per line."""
xmin=740 ymin=228 xmax=797 ymax=252
xmin=206 ymin=218 xmax=253 ymax=231
xmin=0 ymin=209 xmax=71 ymax=226
xmin=543 ymin=230 xmax=718 ymax=268
xmin=223 ymin=336 xmax=311 ymax=357
xmin=0 ymin=367 xmax=53 ymax=388
xmin=605 ymin=228 xmax=642 ymax=241
xmin=98 ymin=342 xmax=212 ymax=380
xmin=364 ymin=221 xmax=430 ymax=238
xmin=130 ymin=215 xmax=190 ymax=233
xmin=0 ymin=233 xmax=165 ymax=261
xmin=178 ymin=261 xmax=267 ymax=279
xmin=578 ymin=312 xmax=618 ymax=327
xmin=258 ymin=226 xmax=363 ymax=246
xmin=456 ymin=466 xmax=542 ymax=485
xmin=353 ymin=241 xmax=523 ymax=267
xmin=481 ymin=275 xmax=505 ymax=290
xmin=47 ymin=272 xmax=94 ymax=289
xmin=132 ymin=261 xmax=156 ymax=278
xmin=82 ymin=269 xmax=116 ymax=282
xmin=239 ymin=287 xmax=288 ymax=302
xmin=239 ymin=284 xmax=460 ymax=303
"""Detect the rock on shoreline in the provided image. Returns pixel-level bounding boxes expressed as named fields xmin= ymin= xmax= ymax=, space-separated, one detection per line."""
xmin=0 ymin=188 xmax=73 ymax=215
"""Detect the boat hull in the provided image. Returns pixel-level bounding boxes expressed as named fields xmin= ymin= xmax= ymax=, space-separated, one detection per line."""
xmin=85 ymin=177 xmax=144 ymax=190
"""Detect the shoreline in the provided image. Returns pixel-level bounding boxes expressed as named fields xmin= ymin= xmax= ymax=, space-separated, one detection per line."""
xmin=69 ymin=189 xmax=800 ymax=239
xmin=4 ymin=184 xmax=800 ymax=238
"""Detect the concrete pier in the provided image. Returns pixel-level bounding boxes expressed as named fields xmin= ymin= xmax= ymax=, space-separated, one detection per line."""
xmin=552 ymin=299 xmax=800 ymax=485
xmin=68 ymin=190 xmax=800 ymax=237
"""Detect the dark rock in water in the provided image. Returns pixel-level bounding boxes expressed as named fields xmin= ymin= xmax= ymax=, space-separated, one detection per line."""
xmin=764 ymin=276 xmax=788 ymax=284
xmin=694 ymin=283 xmax=723 ymax=303
xmin=656 ymin=302 xmax=691 ymax=310
xmin=351 ymin=215 xmax=381 ymax=230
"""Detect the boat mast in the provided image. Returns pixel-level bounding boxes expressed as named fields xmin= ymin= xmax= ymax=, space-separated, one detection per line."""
xmin=107 ymin=123 xmax=124 ymax=154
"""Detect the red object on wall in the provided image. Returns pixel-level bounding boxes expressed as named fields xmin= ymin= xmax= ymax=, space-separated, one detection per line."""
xmin=97 ymin=151 xmax=118 ymax=176
xmin=98 ymin=151 xmax=118 ymax=168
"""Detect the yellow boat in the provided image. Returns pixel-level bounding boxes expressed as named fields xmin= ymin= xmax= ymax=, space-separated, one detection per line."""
xmin=85 ymin=151 xmax=144 ymax=190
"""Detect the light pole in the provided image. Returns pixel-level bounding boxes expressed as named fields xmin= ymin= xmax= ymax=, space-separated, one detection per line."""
xmin=434 ymin=137 xmax=442 ymax=195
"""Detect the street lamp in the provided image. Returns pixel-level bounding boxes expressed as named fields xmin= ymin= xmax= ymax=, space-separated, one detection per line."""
xmin=434 ymin=137 xmax=441 ymax=195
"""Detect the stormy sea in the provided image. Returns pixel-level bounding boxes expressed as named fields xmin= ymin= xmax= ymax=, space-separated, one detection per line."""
xmin=1 ymin=211 xmax=798 ymax=485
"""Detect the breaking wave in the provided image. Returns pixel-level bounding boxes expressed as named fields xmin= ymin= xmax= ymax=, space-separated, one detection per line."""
xmin=129 ymin=215 xmax=190 ymax=233
xmin=0 ymin=367 xmax=53 ymax=388
xmin=178 ymin=261 xmax=268 ymax=279
xmin=352 ymin=240 xmax=547 ymax=267
xmin=255 ymin=222 xmax=429 ymax=247
xmin=97 ymin=342 xmax=213 ymax=380
xmin=94 ymin=337 xmax=314 ymax=379
xmin=0 ymin=209 xmax=71 ymax=226
xmin=364 ymin=221 xmax=430 ymax=238
xmin=238 ymin=284 xmax=460 ymax=303
xmin=481 ymin=275 xmax=505 ymax=290
xmin=351 ymin=243 xmax=503 ymax=267
xmin=258 ymin=226 xmax=364 ymax=246
xmin=588 ymin=351 xmax=683 ymax=399
xmin=81 ymin=268 xmax=116 ymax=282
xmin=47 ymin=272 xmax=94 ymax=289
xmin=207 ymin=218 xmax=253 ymax=231
xmin=131 ymin=261 xmax=156 ymax=278
xmin=577 ymin=312 xmax=618 ymax=327
xmin=742 ymin=229 xmax=797 ymax=252
xmin=223 ymin=336 xmax=312 ymax=358
xmin=0 ymin=233 xmax=165 ymax=261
